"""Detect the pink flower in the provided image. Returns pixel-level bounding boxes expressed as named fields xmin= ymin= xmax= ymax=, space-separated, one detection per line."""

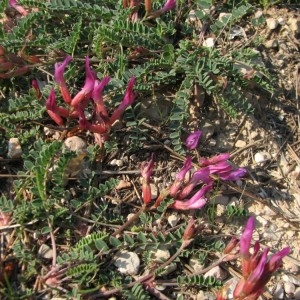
xmin=218 ymin=167 xmax=247 ymax=181
xmin=9 ymin=0 xmax=27 ymax=16
xmin=54 ymin=56 xmax=72 ymax=104
xmin=170 ymin=183 xmax=212 ymax=210
xmin=92 ymin=76 xmax=111 ymax=119
xmin=157 ymin=0 xmax=176 ymax=14
xmin=199 ymin=153 xmax=230 ymax=166
xmin=169 ymin=156 xmax=192 ymax=196
xmin=183 ymin=218 xmax=196 ymax=241
xmin=46 ymin=88 xmax=69 ymax=126
xmin=240 ymin=216 xmax=255 ymax=259
xmin=71 ymin=56 xmax=96 ymax=107
xmin=185 ymin=131 xmax=202 ymax=150
xmin=109 ymin=77 xmax=136 ymax=124
xmin=140 ymin=154 xmax=155 ymax=204
xmin=177 ymin=167 xmax=211 ymax=199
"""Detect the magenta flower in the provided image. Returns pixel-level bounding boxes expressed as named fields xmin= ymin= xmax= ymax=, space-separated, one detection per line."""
xmin=9 ymin=0 xmax=27 ymax=16
xmin=219 ymin=167 xmax=247 ymax=181
xmin=177 ymin=167 xmax=211 ymax=199
xmin=169 ymin=156 xmax=192 ymax=196
xmin=199 ymin=153 xmax=230 ymax=167
xmin=157 ymin=0 xmax=176 ymax=14
xmin=46 ymin=88 xmax=69 ymax=126
xmin=92 ymin=76 xmax=111 ymax=119
xmin=170 ymin=183 xmax=212 ymax=210
xmin=71 ymin=56 xmax=96 ymax=107
xmin=140 ymin=154 xmax=155 ymax=204
xmin=232 ymin=217 xmax=291 ymax=299
xmin=185 ymin=131 xmax=202 ymax=150
xmin=110 ymin=77 xmax=136 ymax=125
xmin=240 ymin=216 xmax=255 ymax=259
xmin=54 ymin=56 xmax=72 ymax=104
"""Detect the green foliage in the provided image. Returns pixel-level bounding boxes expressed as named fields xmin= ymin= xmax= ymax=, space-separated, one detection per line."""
xmin=177 ymin=274 xmax=222 ymax=288
xmin=123 ymin=283 xmax=151 ymax=300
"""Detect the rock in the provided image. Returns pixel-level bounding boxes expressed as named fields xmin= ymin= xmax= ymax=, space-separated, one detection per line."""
xmin=115 ymin=180 xmax=131 ymax=190
xmin=266 ymin=18 xmax=279 ymax=30
xmin=110 ymin=159 xmax=123 ymax=167
xmin=288 ymin=18 xmax=300 ymax=35
xmin=264 ymin=39 xmax=279 ymax=49
xmin=64 ymin=136 xmax=87 ymax=154
xmin=201 ymin=122 xmax=215 ymax=140
xmin=254 ymin=151 xmax=271 ymax=165
xmin=204 ymin=266 xmax=228 ymax=281
xmin=282 ymin=274 xmax=300 ymax=286
xmin=7 ymin=138 xmax=22 ymax=158
xmin=203 ymin=37 xmax=215 ymax=48
xmin=196 ymin=291 xmax=215 ymax=300
xmin=284 ymin=281 xmax=296 ymax=295
xmin=254 ymin=10 xmax=263 ymax=19
xmin=235 ymin=140 xmax=246 ymax=148
xmin=273 ymin=282 xmax=285 ymax=299
xmin=150 ymin=183 xmax=158 ymax=200
xmin=167 ymin=214 xmax=180 ymax=227
xmin=114 ymin=250 xmax=140 ymax=275
xmin=189 ymin=255 xmax=205 ymax=273
xmin=256 ymin=215 xmax=268 ymax=227
xmin=150 ymin=246 xmax=170 ymax=263
xmin=38 ymin=244 xmax=53 ymax=260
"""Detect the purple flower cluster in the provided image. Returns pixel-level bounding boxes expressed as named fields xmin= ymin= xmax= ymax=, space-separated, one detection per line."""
xmin=46 ymin=56 xmax=136 ymax=147
xmin=140 ymin=131 xmax=247 ymax=210
xmin=218 ymin=217 xmax=291 ymax=300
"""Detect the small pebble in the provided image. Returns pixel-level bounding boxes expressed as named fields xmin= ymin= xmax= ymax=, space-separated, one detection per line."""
xmin=203 ymin=37 xmax=215 ymax=48
xmin=273 ymin=282 xmax=284 ymax=299
xmin=266 ymin=18 xmax=279 ymax=30
xmin=38 ymin=244 xmax=53 ymax=260
xmin=64 ymin=136 xmax=87 ymax=154
xmin=8 ymin=138 xmax=22 ymax=158
xmin=235 ymin=140 xmax=246 ymax=148
xmin=284 ymin=281 xmax=296 ymax=295
xmin=114 ymin=251 xmax=140 ymax=275
xmin=167 ymin=214 xmax=180 ymax=227
xmin=264 ymin=39 xmax=279 ymax=49
xmin=150 ymin=246 xmax=170 ymax=263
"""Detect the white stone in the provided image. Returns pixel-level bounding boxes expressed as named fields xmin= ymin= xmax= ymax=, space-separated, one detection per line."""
xmin=254 ymin=10 xmax=263 ymax=19
xmin=235 ymin=140 xmax=246 ymax=148
xmin=203 ymin=37 xmax=215 ymax=48
xmin=273 ymin=282 xmax=284 ymax=299
xmin=264 ymin=39 xmax=278 ymax=49
xmin=204 ymin=266 xmax=228 ymax=281
xmin=288 ymin=18 xmax=300 ymax=34
xmin=110 ymin=159 xmax=123 ymax=167
xmin=114 ymin=250 xmax=140 ymax=275
xmin=7 ymin=138 xmax=22 ymax=158
xmin=282 ymin=274 xmax=300 ymax=286
xmin=266 ymin=18 xmax=279 ymax=30
xmin=64 ymin=136 xmax=87 ymax=154
xmin=256 ymin=215 xmax=268 ymax=227
xmin=38 ymin=244 xmax=53 ymax=260
xmin=262 ymin=230 xmax=278 ymax=241
xmin=189 ymin=255 xmax=205 ymax=273
xmin=284 ymin=281 xmax=296 ymax=295
xmin=150 ymin=246 xmax=170 ymax=263
xmin=150 ymin=183 xmax=158 ymax=200
xmin=254 ymin=151 xmax=271 ymax=165
xmin=167 ymin=214 xmax=180 ymax=227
